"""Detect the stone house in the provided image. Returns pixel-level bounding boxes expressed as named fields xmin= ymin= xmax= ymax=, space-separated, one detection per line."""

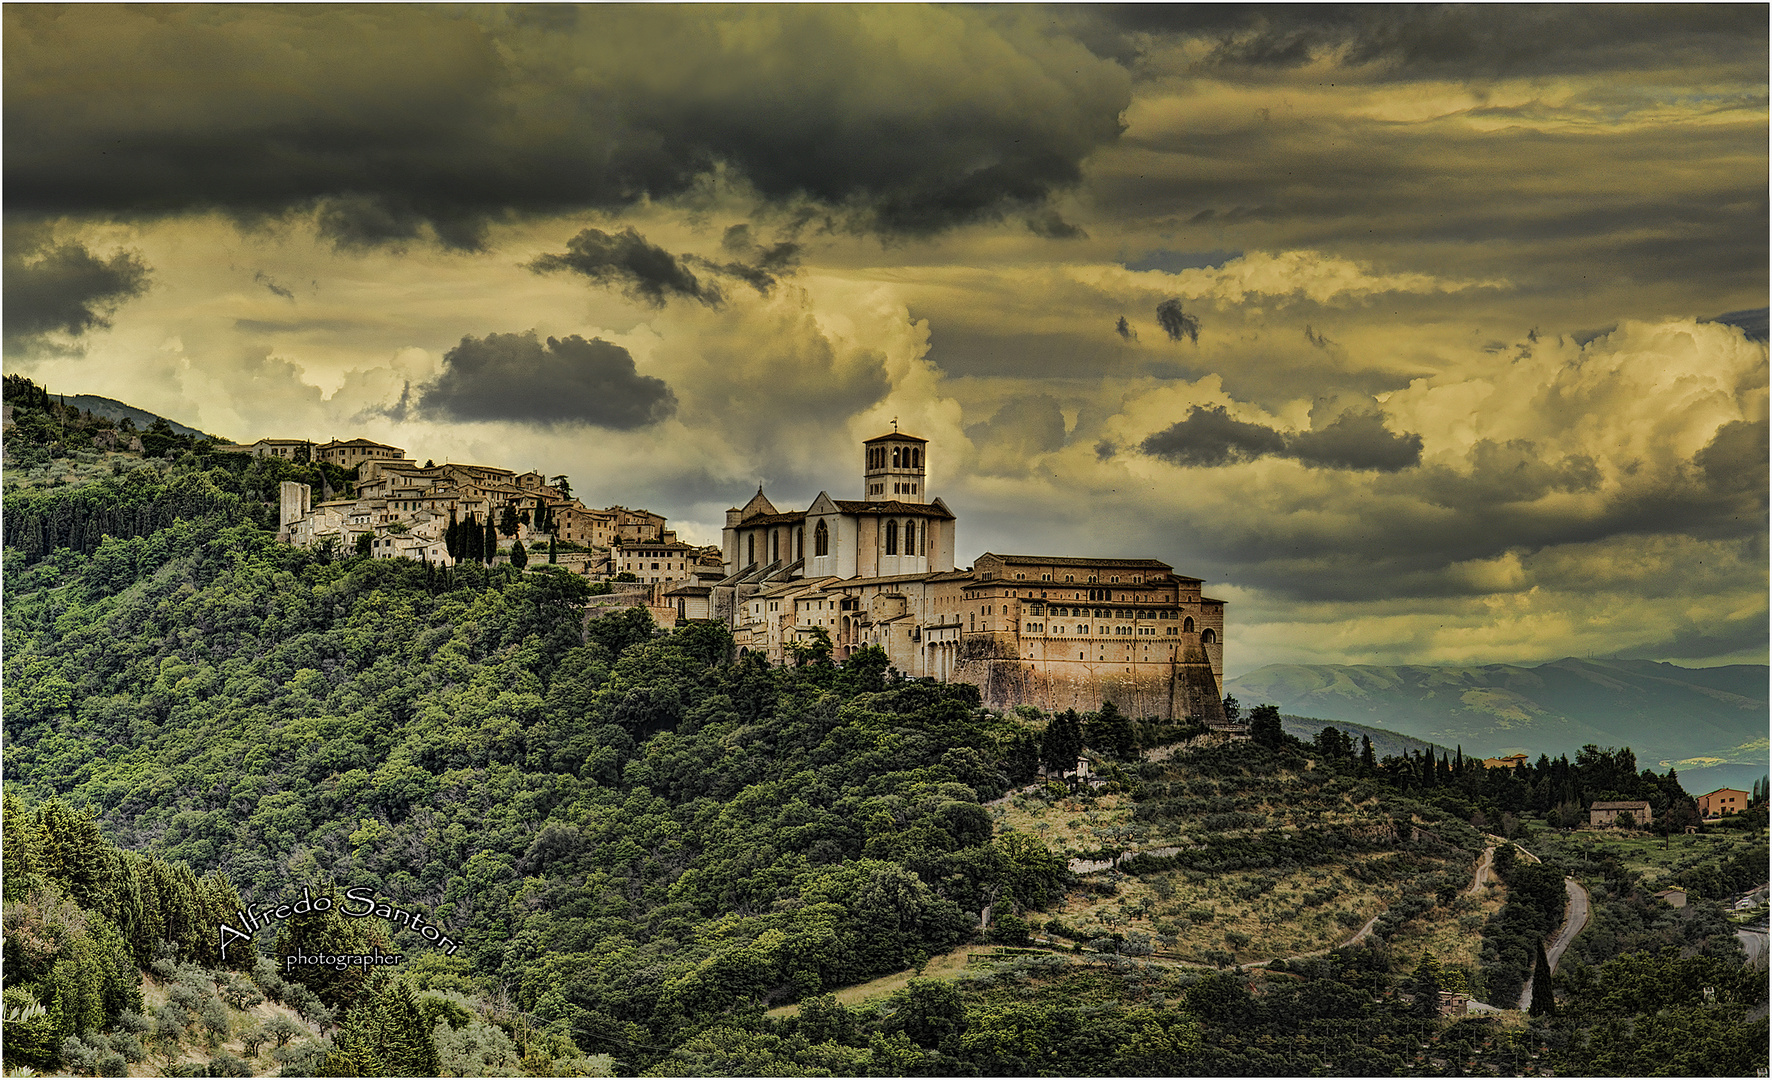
xmin=1589 ymin=800 xmax=1653 ymax=827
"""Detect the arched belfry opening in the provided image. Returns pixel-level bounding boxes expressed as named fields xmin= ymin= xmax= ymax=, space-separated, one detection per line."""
xmin=863 ymin=429 xmax=928 ymax=504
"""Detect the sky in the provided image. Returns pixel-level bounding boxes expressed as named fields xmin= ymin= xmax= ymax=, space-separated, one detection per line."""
xmin=5 ymin=4 xmax=1767 ymax=676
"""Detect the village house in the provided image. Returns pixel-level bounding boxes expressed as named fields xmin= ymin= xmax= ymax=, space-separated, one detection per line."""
xmin=216 ymin=437 xmax=313 ymax=461
xmin=1481 ymin=752 xmax=1530 ymax=770
xmin=315 ymin=437 xmax=410 ymax=470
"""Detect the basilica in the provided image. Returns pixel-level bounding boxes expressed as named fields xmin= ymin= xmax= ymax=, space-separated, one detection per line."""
xmin=684 ymin=430 xmax=1230 ymax=724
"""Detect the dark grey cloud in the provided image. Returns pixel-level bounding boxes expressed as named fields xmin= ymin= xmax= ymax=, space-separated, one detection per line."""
xmin=3 ymin=229 xmax=150 ymax=353
xmin=1141 ymin=403 xmax=1421 ymax=472
xmin=1123 ymin=249 xmax=1239 ymax=274
xmin=418 ymin=330 xmax=676 ymax=428
xmin=1155 ymin=298 xmax=1200 ymax=344
xmin=1094 ymin=6 xmax=1766 ymax=80
xmin=1026 ymin=209 xmax=1087 ymax=240
xmin=1304 ymin=325 xmax=1335 ymax=350
xmin=1098 ymin=116 xmax=1767 ymax=301
xmin=1418 ymin=440 xmax=1600 ymax=508
xmin=529 ymin=228 xmax=720 ymax=308
xmin=1285 ymin=408 xmax=1422 ymax=472
xmin=1140 ymin=404 xmax=1286 ymax=467
xmin=1707 ymin=307 xmax=1770 ymax=342
xmin=1695 ymin=418 xmax=1769 ymax=499
xmin=5 ymin=6 xmax=1131 ymax=247
xmin=253 ymin=271 xmax=294 ymax=300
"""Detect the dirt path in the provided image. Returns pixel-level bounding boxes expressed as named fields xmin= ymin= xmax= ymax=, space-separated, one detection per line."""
xmin=1516 ymin=876 xmax=1590 ymax=1010
xmin=1466 ymin=845 xmax=1497 ymax=895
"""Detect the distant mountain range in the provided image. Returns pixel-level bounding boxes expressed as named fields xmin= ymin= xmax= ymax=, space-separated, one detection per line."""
xmin=59 ymin=393 xmax=214 ymax=440
xmin=1227 ymin=658 xmax=1768 ymax=793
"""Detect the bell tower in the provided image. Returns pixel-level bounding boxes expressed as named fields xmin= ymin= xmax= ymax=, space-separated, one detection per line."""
xmin=863 ymin=425 xmax=927 ymax=503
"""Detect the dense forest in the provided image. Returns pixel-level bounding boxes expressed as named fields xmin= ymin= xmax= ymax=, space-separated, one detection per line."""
xmin=3 ymin=377 xmax=1766 ymax=1076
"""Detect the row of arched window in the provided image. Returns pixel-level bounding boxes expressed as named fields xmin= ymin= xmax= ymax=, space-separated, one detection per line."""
xmin=884 ymin=518 xmax=925 ymax=556
xmin=747 ymin=516 xmax=931 ymax=567
xmin=867 ymin=445 xmax=922 ymax=469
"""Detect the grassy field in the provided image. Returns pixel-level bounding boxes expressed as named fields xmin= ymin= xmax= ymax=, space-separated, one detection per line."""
xmin=1537 ymin=825 xmax=1766 ymax=890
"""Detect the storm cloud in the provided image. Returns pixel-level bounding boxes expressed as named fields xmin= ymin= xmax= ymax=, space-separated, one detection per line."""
xmin=1140 ymin=405 xmax=1286 ymax=467
xmin=1140 ymin=404 xmax=1421 ymax=472
xmin=529 ymin=228 xmax=720 ymax=308
xmin=3 ymin=231 xmax=151 ymax=353
xmin=418 ymin=331 xmax=676 ymax=428
xmin=5 ymin=6 xmax=1131 ymax=247
xmin=1285 ymin=409 xmax=1423 ymax=472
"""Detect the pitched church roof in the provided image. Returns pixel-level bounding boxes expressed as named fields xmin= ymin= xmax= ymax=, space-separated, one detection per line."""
xmin=736 ymin=487 xmax=778 ymax=522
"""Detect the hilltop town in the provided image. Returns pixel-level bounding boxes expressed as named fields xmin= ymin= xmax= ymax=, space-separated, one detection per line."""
xmin=272 ymin=428 xmax=1233 ymax=725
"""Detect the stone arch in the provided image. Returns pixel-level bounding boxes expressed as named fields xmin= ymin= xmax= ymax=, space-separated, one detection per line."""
xmin=1184 ymin=616 xmax=1195 ymax=633
xmin=815 ymin=519 xmax=830 ymax=556
xmin=1201 ymin=628 xmax=1216 ymax=645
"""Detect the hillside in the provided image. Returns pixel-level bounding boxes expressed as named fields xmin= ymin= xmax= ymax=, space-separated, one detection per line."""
xmin=3 ymin=385 xmax=1766 ymax=1077
xmin=60 ymin=393 xmax=215 ymax=440
xmin=1228 ymin=658 xmax=1769 ymax=793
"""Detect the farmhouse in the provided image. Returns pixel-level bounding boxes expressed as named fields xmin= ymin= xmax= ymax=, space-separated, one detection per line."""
xmin=1589 ymin=800 xmax=1653 ymax=827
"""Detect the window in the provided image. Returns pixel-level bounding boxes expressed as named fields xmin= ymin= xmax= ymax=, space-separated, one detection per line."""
xmin=814 ymin=519 xmax=829 ymax=556
xmin=905 ymin=519 xmax=917 ymax=555
xmin=1202 ymin=628 xmax=1216 ymax=645
xmin=1065 ymin=574 xmax=1074 ymax=582
xmin=1184 ymin=616 xmax=1194 ymax=633
xmin=747 ymin=535 xmax=755 ymax=565
xmin=1041 ymin=573 xmax=1051 ymax=581
xmin=885 ymin=520 xmax=898 ymax=555
xmin=892 ymin=447 xmax=901 ymax=467
xmin=796 ymin=527 xmax=804 ymax=561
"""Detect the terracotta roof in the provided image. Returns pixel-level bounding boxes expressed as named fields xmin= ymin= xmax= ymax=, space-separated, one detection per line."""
xmin=824 ymin=571 xmax=948 ymax=588
xmin=1590 ymin=800 xmax=1651 ymax=810
xmin=831 ymin=499 xmax=955 ymax=519
xmin=978 ymin=553 xmax=1179 ymax=572
xmin=739 ymin=510 xmax=808 ymax=526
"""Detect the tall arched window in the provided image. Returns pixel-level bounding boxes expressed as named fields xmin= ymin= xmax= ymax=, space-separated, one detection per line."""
xmin=912 ymin=448 xmax=920 ymax=467
xmin=795 ymin=527 xmax=804 ymax=561
xmin=1184 ymin=616 xmax=1195 ymax=633
xmin=771 ymin=529 xmax=780 ymax=563
xmin=885 ymin=520 xmax=899 ymax=555
xmin=747 ymin=534 xmax=755 ymax=565
xmin=903 ymin=519 xmax=916 ymax=556
xmin=1202 ymin=628 xmax=1216 ymax=645
xmin=892 ymin=447 xmax=900 ymax=467
xmin=814 ymin=519 xmax=829 ymax=556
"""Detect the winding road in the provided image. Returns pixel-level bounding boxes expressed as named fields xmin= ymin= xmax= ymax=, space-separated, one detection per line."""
xmin=1516 ymin=874 xmax=1592 ymax=1010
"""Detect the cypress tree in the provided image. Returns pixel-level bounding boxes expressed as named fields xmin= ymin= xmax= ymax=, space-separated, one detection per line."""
xmin=483 ymin=516 xmax=497 ymax=564
xmin=463 ymin=513 xmax=481 ymax=562
xmin=1528 ymin=941 xmax=1556 ymax=1016
xmin=548 ymin=535 xmax=557 ymax=564
xmin=510 ymin=540 xmax=528 ymax=570
xmin=1360 ymin=734 xmax=1376 ymax=773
